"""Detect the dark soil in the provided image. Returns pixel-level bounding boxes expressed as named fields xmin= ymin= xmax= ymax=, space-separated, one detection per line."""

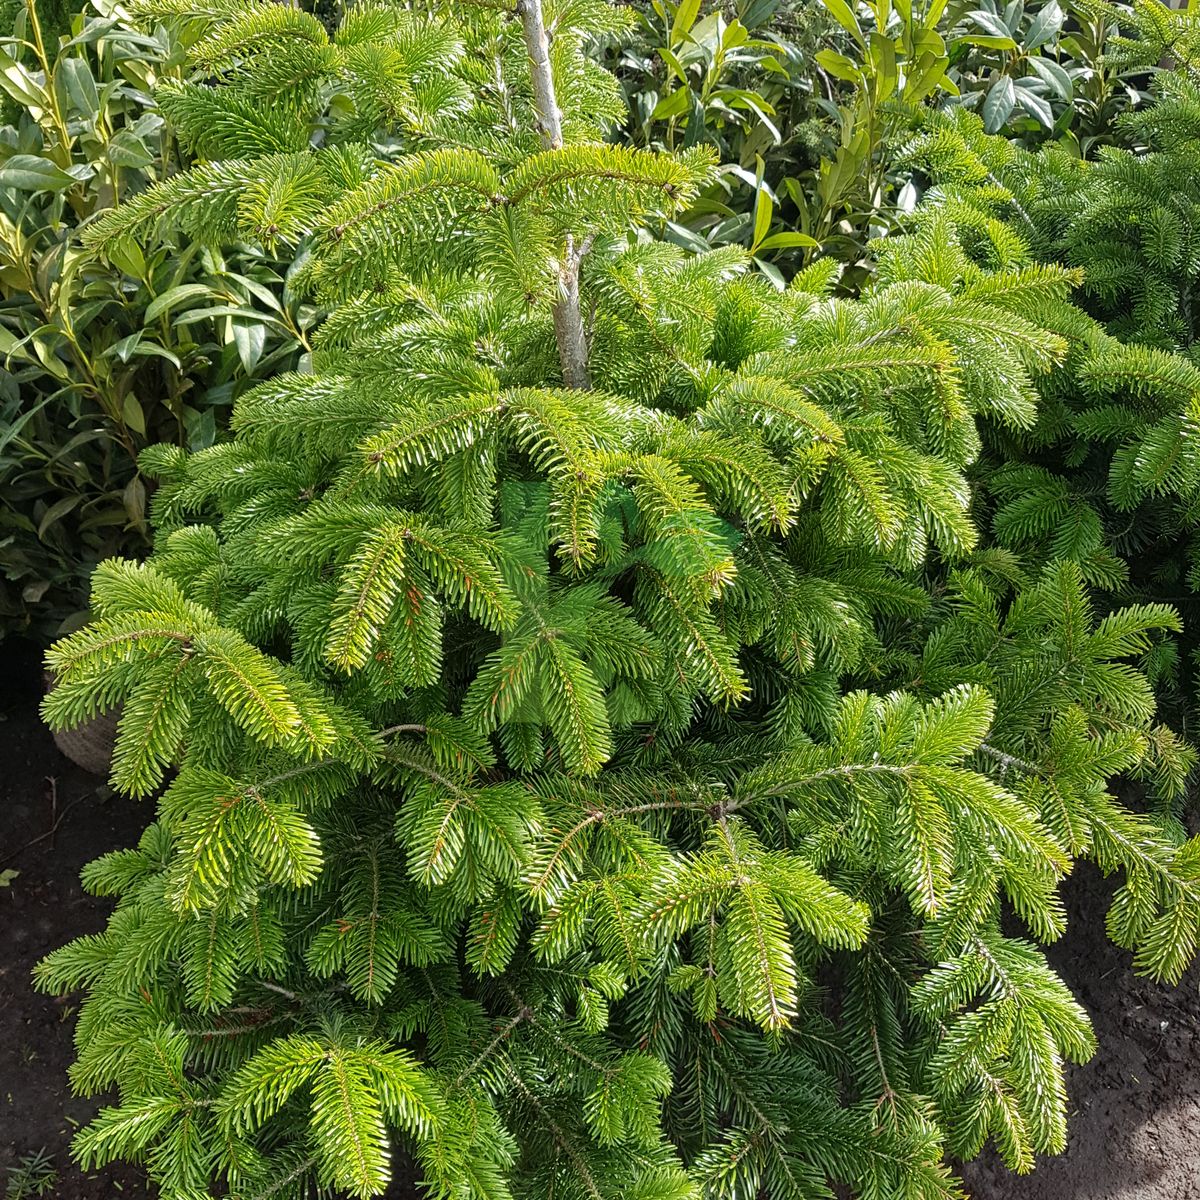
xmin=960 ymin=863 xmax=1200 ymax=1200
xmin=0 ymin=640 xmax=151 ymax=1198
xmin=2 ymin=636 xmax=1198 ymax=1200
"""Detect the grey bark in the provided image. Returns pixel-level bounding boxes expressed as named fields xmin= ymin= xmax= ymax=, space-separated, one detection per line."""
xmin=517 ymin=0 xmax=591 ymax=389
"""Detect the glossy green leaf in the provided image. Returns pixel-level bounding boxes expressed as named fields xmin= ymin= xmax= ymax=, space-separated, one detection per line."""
xmin=1025 ymin=1 xmax=1063 ymax=48
xmin=671 ymin=0 xmax=703 ymax=45
xmin=0 ymin=155 xmax=86 ymax=192
xmin=650 ymin=87 xmax=691 ymax=120
xmin=144 ymin=284 xmax=220 ymax=324
xmin=957 ymin=33 xmax=1019 ymax=49
xmin=751 ymin=161 xmax=772 ymax=253
xmin=815 ymin=48 xmax=862 ymax=83
xmin=122 ymin=394 xmax=147 ymax=436
xmin=107 ymin=132 xmax=156 ymax=170
xmin=969 ymin=10 xmax=1016 ymax=38
xmin=756 ymin=231 xmax=819 ymax=251
xmin=37 ymin=494 xmax=82 ymax=540
xmin=1016 ymin=85 xmax=1054 ymax=128
xmin=1027 ymin=54 xmax=1072 ymax=100
xmin=57 ymin=57 xmax=100 ymax=117
xmin=982 ymin=74 xmax=1016 ymax=133
xmin=0 ymin=49 xmax=48 ymax=108
xmin=818 ymin=0 xmax=866 ymax=47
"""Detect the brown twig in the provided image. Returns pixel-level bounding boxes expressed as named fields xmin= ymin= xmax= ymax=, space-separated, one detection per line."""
xmin=1 ymin=787 xmax=90 ymax=871
xmin=47 ymin=776 xmax=58 ymax=850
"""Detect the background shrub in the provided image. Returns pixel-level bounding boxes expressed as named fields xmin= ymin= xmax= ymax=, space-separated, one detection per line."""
xmin=0 ymin=0 xmax=311 ymax=638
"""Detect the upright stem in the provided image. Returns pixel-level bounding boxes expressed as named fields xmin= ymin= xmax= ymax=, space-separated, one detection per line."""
xmin=27 ymin=0 xmax=72 ymax=164
xmin=518 ymin=0 xmax=563 ymax=148
xmin=517 ymin=0 xmax=591 ymax=390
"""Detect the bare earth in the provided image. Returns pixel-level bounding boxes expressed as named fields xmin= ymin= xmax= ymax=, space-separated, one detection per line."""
xmin=962 ymin=862 xmax=1200 ymax=1200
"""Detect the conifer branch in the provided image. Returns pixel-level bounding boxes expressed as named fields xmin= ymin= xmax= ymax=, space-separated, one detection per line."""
xmin=451 ymin=1007 xmax=531 ymax=1087
xmin=35 ymin=5 xmax=1200 ymax=1193
xmin=504 ymin=1065 xmax=605 ymax=1200
xmin=978 ymin=743 xmax=1039 ymax=775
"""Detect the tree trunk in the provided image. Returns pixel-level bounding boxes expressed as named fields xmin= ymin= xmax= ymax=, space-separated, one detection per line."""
xmin=517 ymin=0 xmax=591 ymax=390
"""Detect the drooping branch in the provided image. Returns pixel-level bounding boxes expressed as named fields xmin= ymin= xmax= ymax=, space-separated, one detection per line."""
xmin=517 ymin=0 xmax=591 ymax=389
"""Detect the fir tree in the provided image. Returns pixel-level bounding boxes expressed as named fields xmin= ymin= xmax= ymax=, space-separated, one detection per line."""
xmin=37 ymin=3 xmax=1200 ymax=1198
xmin=901 ymin=0 xmax=1200 ymax=709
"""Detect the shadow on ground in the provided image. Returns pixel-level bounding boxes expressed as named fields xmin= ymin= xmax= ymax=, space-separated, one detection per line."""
xmin=961 ymin=860 xmax=1200 ymax=1200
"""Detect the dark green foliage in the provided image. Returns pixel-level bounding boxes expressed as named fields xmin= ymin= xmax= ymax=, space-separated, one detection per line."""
xmin=902 ymin=1 xmax=1200 ymax=717
xmin=944 ymin=0 xmax=1148 ymax=149
xmin=612 ymin=1 xmax=832 ymax=276
xmin=0 ymin=0 xmax=309 ymax=637
xmin=0 ymin=0 xmax=71 ymax=49
xmin=31 ymin=3 xmax=1200 ymax=1200
xmin=0 ymin=0 xmax=73 ymax=116
xmin=610 ymin=0 xmax=1158 ymax=284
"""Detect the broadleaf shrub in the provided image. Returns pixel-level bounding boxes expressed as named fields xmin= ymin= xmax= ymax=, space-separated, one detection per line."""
xmin=0 ymin=0 xmax=310 ymax=637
